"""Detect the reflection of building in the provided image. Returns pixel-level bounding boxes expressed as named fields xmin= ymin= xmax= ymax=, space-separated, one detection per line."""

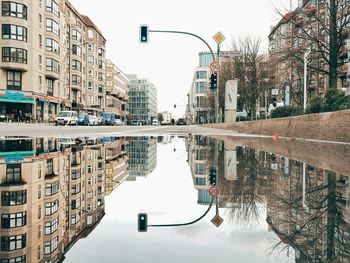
xmin=105 ymin=138 xmax=129 ymax=195
xmin=128 ymin=137 xmax=157 ymax=178
xmin=0 ymin=136 xmax=131 ymax=262
xmin=127 ymin=75 xmax=157 ymax=125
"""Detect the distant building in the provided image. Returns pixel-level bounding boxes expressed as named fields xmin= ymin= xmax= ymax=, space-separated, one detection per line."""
xmin=187 ymin=52 xmax=215 ymax=124
xmin=127 ymin=75 xmax=157 ymax=125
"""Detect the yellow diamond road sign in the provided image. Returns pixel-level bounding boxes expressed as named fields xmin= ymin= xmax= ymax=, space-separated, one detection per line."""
xmin=213 ymin=32 xmax=225 ymax=44
xmin=211 ymin=215 xmax=224 ymax=227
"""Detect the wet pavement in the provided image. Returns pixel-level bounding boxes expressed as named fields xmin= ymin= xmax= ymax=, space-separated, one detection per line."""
xmin=0 ymin=135 xmax=349 ymax=262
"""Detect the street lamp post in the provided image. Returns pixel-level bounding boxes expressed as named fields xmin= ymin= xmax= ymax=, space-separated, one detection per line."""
xmin=304 ymin=48 xmax=311 ymax=113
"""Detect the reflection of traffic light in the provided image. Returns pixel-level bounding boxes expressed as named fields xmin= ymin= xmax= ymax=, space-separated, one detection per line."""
xmin=139 ymin=25 xmax=149 ymax=43
xmin=174 ymin=104 xmax=176 ymax=108
xmin=209 ymin=73 xmax=218 ymax=90
xmin=138 ymin=213 xmax=148 ymax=232
xmin=209 ymin=168 xmax=217 ymax=185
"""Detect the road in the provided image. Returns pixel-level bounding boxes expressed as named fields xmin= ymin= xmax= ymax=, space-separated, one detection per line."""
xmin=0 ymin=123 xmax=247 ymax=137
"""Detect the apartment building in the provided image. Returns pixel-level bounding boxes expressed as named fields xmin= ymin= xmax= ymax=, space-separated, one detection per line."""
xmin=127 ymin=75 xmax=157 ymax=125
xmin=0 ymin=0 xmax=131 ymax=123
xmin=187 ymin=52 xmax=214 ymax=124
xmin=268 ymin=0 xmax=350 ymax=104
xmin=105 ymin=59 xmax=129 ymax=122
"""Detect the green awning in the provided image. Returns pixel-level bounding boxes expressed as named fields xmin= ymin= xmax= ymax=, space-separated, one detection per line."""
xmin=0 ymin=96 xmax=35 ymax=104
xmin=0 ymin=151 xmax=36 ymax=158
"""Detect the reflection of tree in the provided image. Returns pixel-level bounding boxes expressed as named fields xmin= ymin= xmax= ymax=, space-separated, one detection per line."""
xmin=220 ymin=147 xmax=272 ymax=225
xmin=267 ymin=163 xmax=350 ymax=263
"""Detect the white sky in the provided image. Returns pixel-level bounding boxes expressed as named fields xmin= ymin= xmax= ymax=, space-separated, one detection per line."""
xmin=70 ymin=0 xmax=297 ymax=117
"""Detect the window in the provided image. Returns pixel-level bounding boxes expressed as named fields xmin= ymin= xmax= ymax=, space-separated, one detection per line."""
xmin=195 ymin=82 xmax=207 ymax=93
xmin=87 ymin=191 xmax=93 ymax=199
xmin=46 ymin=38 xmax=59 ymax=54
xmin=71 ymin=170 xmax=81 ymax=180
xmin=88 ymin=69 xmax=94 ymax=78
xmin=1 ymin=234 xmax=26 ymax=251
xmin=46 ymin=79 xmax=54 ymax=96
xmin=71 ymin=199 xmax=80 ymax=210
xmin=72 ymin=44 xmax=81 ymax=56
xmin=46 ymin=0 xmax=59 ymax=17
xmin=195 ymin=178 xmax=206 ymax=186
xmin=71 ymin=184 xmax=81 ymax=195
xmin=98 ymin=60 xmax=105 ymax=69
xmin=46 ymin=58 xmax=59 ymax=73
xmin=1 ymin=212 xmax=26 ymax=228
xmin=72 ymin=75 xmax=81 ymax=85
xmin=195 ymin=163 xmax=205 ymax=175
xmin=2 ymin=24 xmax=27 ymax=41
xmin=88 ymin=29 xmax=94 ymax=39
xmin=45 ymin=218 xmax=58 ymax=235
xmin=46 ymin=19 xmax=59 ymax=36
xmin=45 ymin=200 xmax=58 ymax=216
xmin=2 ymin=47 xmax=27 ymax=64
xmin=72 ymin=60 xmax=81 ymax=71
xmin=98 ymin=72 xmax=105 ymax=81
xmin=45 ymin=181 xmax=59 ymax=196
xmin=87 ymin=165 xmax=93 ymax=173
xmin=44 ymin=237 xmax=58 ymax=255
xmin=88 ymin=81 xmax=94 ymax=89
xmin=2 ymin=2 xmax=27 ymax=19
xmin=0 ymin=255 xmax=26 ymax=263
xmin=71 ymin=213 xmax=80 ymax=225
xmin=98 ymin=48 xmax=105 ymax=57
xmin=6 ymin=71 xmax=22 ymax=90
xmin=5 ymin=164 xmax=21 ymax=183
xmin=87 ymin=55 xmax=94 ymax=64
xmin=72 ymin=29 xmax=81 ymax=41
xmin=196 ymin=71 xmax=207 ymax=79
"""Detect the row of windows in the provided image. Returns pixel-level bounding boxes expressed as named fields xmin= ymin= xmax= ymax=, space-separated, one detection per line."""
xmin=46 ymin=0 xmax=59 ymax=17
xmin=45 ymin=200 xmax=58 ymax=216
xmin=46 ymin=38 xmax=60 ymax=54
xmin=1 ymin=190 xmax=27 ymax=206
xmin=1 ymin=212 xmax=26 ymax=228
xmin=46 ymin=18 xmax=59 ymax=36
xmin=0 ymin=234 xmax=26 ymax=251
xmin=2 ymin=24 xmax=27 ymax=42
xmin=0 ymin=255 xmax=26 ymax=263
xmin=46 ymin=58 xmax=60 ymax=73
xmin=2 ymin=2 xmax=27 ymax=20
xmin=45 ymin=181 xmax=59 ymax=196
xmin=2 ymin=47 xmax=27 ymax=63
xmin=45 ymin=218 xmax=58 ymax=235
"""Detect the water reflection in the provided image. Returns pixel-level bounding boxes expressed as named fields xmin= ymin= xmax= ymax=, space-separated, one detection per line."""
xmin=186 ymin=135 xmax=350 ymax=262
xmin=0 ymin=136 xmax=349 ymax=262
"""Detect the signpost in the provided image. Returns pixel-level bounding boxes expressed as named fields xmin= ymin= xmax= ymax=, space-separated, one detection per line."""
xmin=211 ymin=215 xmax=224 ymax=227
xmin=219 ymin=51 xmax=242 ymax=58
xmin=209 ymin=61 xmax=220 ymax=73
xmin=208 ymin=185 xmax=220 ymax=197
xmin=213 ymin=31 xmax=225 ymax=44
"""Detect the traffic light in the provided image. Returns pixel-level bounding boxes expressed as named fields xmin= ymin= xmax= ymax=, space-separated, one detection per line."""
xmin=209 ymin=167 xmax=217 ymax=185
xmin=209 ymin=73 xmax=218 ymax=90
xmin=138 ymin=213 xmax=148 ymax=232
xmin=174 ymin=104 xmax=176 ymax=108
xmin=139 ymin=25 xmax=149 ymax=43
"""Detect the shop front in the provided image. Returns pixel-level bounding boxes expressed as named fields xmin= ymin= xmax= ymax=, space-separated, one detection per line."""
xmin=0 ymin=90 xmax=35 ymax=122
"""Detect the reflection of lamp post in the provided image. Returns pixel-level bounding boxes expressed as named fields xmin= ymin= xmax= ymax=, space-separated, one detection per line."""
xmin=304 ymin=48 xmax=311 ymax=113
xmin=302 ymin=162 xmax=309 ymax=212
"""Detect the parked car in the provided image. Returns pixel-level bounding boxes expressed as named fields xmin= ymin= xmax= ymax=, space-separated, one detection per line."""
xmin=97 ymin=115 xmax=103 ymax=126
xmin=56 ymin=111 xmax=78 ymax=125
xmin=77 ymin=113 xmax=89 ymax=125
xmin=152 ymin=119 xmax=160 ymax=126
xmin=100 ymin=112 xmax=116 ymax=125
xmin=176 ymin=118 xmax=186 ymax=125
xmin=161 ymin=120 xmax=170 ymax=126
xmin=115 ymin=119 xmax=123 ymax=126
xmin=87 ymin=115 xmax=99 ymax=126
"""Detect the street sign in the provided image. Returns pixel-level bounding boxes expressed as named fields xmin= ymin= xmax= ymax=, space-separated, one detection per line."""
xmin=211 ymin=215 xmax=224 ymax=227
xmin=209 ymin=61 xmax=221 ymax=73
xmin=213 ymin=32 xmax=225 ymax=44
xmin=208 ymin=186 xmax=220 ymax=197
xmin=271 ymin=88 xmax=279 ymax=95
xmin=219 ymin=51 xmax=242 ymax=58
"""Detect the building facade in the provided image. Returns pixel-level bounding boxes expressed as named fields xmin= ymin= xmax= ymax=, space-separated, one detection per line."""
xmin=187 ymin=52 xmax=214 ymax=124
xmin=0 ymin=0 xmax=128 ymax=122
xmin=105 ymin=59 xmax=129 ymax=122
xmin=127 ymin=75 xmax=157 ymax=125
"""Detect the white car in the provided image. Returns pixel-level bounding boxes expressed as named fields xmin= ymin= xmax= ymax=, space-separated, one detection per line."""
xmin=152 ymin=120 xmax=160 ymax=126
xmin=88 ymin=115 xmax=99 ymax=126
xmin=56 ymin=111 xmax=78 ymax=125
xmin=115 ymin=119 xmax=123 ymax=126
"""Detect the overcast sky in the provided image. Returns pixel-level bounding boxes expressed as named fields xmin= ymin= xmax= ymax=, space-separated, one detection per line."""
xmin=70 ymin=0 xmax=297 ymax=117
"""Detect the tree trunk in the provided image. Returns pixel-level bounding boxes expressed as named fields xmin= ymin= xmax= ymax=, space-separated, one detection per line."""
xmin=326 ymin=172 xmax=336 ymax=261
xmin=328 ymin=0 xmax=338 ymax=89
